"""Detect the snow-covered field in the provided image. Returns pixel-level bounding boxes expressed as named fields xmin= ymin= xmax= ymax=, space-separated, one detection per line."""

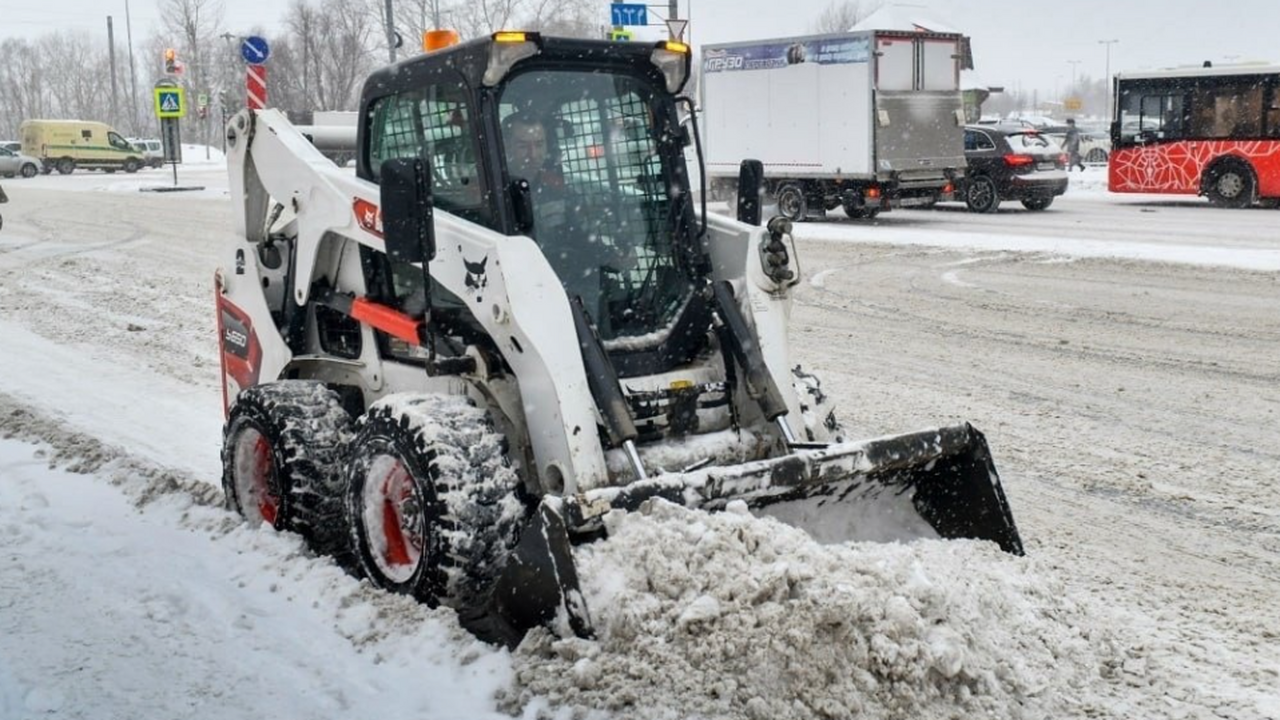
xmin=1 ymin=157 xmax=1277 ymax=719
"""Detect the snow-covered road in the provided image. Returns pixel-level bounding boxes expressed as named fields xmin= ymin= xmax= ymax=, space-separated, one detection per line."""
xmin=1 ymin=162 xmax=1277 ymax=719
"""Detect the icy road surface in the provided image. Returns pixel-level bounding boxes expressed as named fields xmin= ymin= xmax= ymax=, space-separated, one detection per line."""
xmin=0 ymin=162 xmax=1277 ymax=719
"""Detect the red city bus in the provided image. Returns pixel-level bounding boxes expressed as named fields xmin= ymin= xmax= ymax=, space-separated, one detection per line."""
xmin=1109 ymin=64 xmax=1280 ymax=207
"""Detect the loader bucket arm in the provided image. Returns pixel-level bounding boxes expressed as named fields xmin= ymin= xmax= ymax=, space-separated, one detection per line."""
xmin=562 ymin=423 xmax=1024 ymax=555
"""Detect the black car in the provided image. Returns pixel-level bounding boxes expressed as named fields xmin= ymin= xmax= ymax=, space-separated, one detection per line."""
xmin=956 ymin=126 xmax=1068 ymax=212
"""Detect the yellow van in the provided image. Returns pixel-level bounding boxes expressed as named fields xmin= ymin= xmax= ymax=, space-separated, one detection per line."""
xmin=19 ymin=119 xmax=148 ymax=175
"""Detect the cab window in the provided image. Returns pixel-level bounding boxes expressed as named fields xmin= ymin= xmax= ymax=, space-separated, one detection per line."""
xmin=367 ymin=80 xmax=486 ymax=226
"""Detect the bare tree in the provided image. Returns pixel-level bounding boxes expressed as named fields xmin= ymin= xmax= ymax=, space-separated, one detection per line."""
xmin=158 ymin=0 xmax=226 ymax=143
xmin=0 ymin=39 xmax=48 ymax=137
xmin=519 ymin=0 xmax=600 ymax=38
xmin=809 ymin=0 xmax=880 ymax=34
xmin=451 ymin=0 xmax=521 ymax=40
xmin=274 ymin=0 xmax=378 ymax=113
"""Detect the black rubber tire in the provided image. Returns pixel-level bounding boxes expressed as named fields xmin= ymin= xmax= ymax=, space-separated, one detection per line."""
xmin=55 ymin=158 xmax=74 ymax=175
xmin=21 ymin=163 xmax=38 ymax=179
xmin=222 ymin=380 xmax=354 ymax=559
xmin=345 ymin=394 xmax=524 ymax=610
xmin=791 ymin=365 xmax=847 ymax=444
xmin=775 ymin=183 xmax=808 ymax=222
xmin=964 ymin=175 xmax=1001 ymax=213
xmin=1085 ymin=148 xmax=1108 ymax=164
xmin=124 ymin=159 xmax=139 ymax=174
xmin=1021 ymin=196 xmax=1054 ymax=211
xmin=1206 ymin=162 xmax=1255 ymax=209
xmin=842 ymin=200 xmax=881 ymax=220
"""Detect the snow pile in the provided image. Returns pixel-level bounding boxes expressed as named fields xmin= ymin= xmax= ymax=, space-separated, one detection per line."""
xmin=505 ymin=500 xmax=1127 ymax=719
xmin=0 ymin=397 xmax=516 ymax=720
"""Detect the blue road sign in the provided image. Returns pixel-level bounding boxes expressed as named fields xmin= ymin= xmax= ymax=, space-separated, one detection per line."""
xmin=241 ymin=36 xmax=270 ymax=65
xmin=610 ymin=3 xmax=647 ymax=26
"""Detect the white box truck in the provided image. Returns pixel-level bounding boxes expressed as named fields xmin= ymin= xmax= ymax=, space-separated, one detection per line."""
xmin=699 ymin=30 xmax=967 ymax=220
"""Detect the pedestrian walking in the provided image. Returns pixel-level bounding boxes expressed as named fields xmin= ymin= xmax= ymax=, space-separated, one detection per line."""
xmin=1063 ymin=118 xmax=1086 ymax=172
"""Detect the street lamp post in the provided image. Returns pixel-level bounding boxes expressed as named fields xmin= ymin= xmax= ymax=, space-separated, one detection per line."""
xmin=1099 ymin=39 xmax=1119 ymax=120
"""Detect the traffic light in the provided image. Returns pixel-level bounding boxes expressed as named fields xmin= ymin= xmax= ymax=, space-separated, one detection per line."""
xmin=164 ymin=48 xmax=177 ymax=74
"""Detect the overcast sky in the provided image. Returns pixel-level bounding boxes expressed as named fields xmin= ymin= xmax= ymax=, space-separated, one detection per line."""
xmin=3 ymin=0 xmax=1277 ymax=95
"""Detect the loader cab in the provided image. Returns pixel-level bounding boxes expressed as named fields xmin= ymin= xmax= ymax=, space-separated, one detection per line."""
xmin=358 ymin=33 xmax=709 ymax=375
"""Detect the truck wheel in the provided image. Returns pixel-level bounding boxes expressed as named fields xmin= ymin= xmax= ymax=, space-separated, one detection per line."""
xmin=1021 ymin=196 xmax=1054 ymax=211
xmin=842 ymin=200 xmax=880 ymax=220
xmin=1205 ymin=161 xmax=1255 ymax=208
xmin=55 ymin=158 xmax=75 ymax=175
xmin=222 ymin=380 xmax=354 ymax=558
xmin=20 ymin=163 xmax=38 ymax=178
xmin=124 ymin=159 xmax=139 ymax=174
xmin=792 ymin=365 xmax=847 ymax=444
xmin=775 ymin=183 xmax=808 ymax=222
xmin=964 ymin=175 xmax=1001 ymax=213
xmin=1086 ymin=148 xmax=1107 ymax=164
xmin=346 ymin=394 xmax=524 ymax=610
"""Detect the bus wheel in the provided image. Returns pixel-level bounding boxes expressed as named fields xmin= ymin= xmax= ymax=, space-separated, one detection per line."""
xmin=1206 ymin=161 xmax=1255 ymax=209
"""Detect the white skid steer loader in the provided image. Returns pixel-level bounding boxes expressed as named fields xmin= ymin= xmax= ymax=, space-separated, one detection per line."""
xmin=216 ymin=32 xmax=1023 ymax=646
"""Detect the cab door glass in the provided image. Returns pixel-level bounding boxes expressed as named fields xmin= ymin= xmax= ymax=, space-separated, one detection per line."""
xmin=368 ymin=80 xmax=486 ymax=225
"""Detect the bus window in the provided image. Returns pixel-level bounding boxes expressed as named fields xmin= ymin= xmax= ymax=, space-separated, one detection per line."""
xmin=1190 ymin=84 xmax=1263 ymax=139
xmin=1119 ymin=91 xmax=1182 ymax=142
xmin=1268 ymin=92 xmax=1280 ymax=137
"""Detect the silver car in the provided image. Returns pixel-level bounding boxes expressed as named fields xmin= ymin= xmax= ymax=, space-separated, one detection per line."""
xmin=127 ymin=138 xmax=165 ymax=168
xmin=0 ymin=147 xmax=40 ymax=178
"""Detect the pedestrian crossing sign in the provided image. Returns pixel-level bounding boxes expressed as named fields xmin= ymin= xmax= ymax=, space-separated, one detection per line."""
xmin=154 ymin=87 xmax=186 ymax=118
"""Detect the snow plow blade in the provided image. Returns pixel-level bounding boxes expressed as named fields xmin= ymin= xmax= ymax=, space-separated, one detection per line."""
xmin=563 ymin=423 xmax=1024 ymax=555
xmin=472 ymin=499 xmax=595 ymax=647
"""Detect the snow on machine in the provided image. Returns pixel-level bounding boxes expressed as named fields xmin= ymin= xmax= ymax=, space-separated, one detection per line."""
xmin=216 ymin=32 xmax=1023 ymax=645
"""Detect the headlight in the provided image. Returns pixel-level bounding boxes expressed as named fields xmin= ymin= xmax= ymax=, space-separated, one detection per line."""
xmin=650 ymin=41 xmax=691 ymax=94
xmin=483 ymin=32 xmax=542 ymax=86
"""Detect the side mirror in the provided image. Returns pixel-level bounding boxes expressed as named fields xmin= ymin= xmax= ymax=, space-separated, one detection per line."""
xmin=379 ymin=157 xmax=435 ymax=264
xmin=737 ymin=159 xmax=763 ymax=226
xmin=510 ymin=179 xmax=535 ymax=234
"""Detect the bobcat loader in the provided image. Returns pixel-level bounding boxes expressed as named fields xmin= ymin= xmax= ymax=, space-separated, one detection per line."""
xmin=216 ymin=32 xmax=1023 ymax=645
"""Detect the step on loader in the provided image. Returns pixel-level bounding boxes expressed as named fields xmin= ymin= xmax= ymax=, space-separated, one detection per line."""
xmin=216 ymin=32 xmax=1023 ymax=646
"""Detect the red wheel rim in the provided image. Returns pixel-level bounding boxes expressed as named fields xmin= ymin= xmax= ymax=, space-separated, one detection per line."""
xmin=232 ymin=427 xmax=280 ymax=525
xmin=361 ymin=454 xmax=424 ymax=583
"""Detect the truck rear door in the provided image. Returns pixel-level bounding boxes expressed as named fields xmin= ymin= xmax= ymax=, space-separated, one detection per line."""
xmin=873 ymin=34 xmax=966 ymax=178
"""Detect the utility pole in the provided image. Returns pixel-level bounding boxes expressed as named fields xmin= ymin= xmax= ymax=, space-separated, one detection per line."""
xmin=126 ymin=0 xmax=140 ymax=134
xmin=1067 ymin=60 xmax=1081 ymax=93
xmin=1099 ymin=39 xmax=1119 ymax=120
xmin=384 ymin=0 xmax=397 ymax=63
xmin=107 ymin=17 xmax=120 ymax=128
xmin=219 ymin=32 xmax=238 ymax=152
